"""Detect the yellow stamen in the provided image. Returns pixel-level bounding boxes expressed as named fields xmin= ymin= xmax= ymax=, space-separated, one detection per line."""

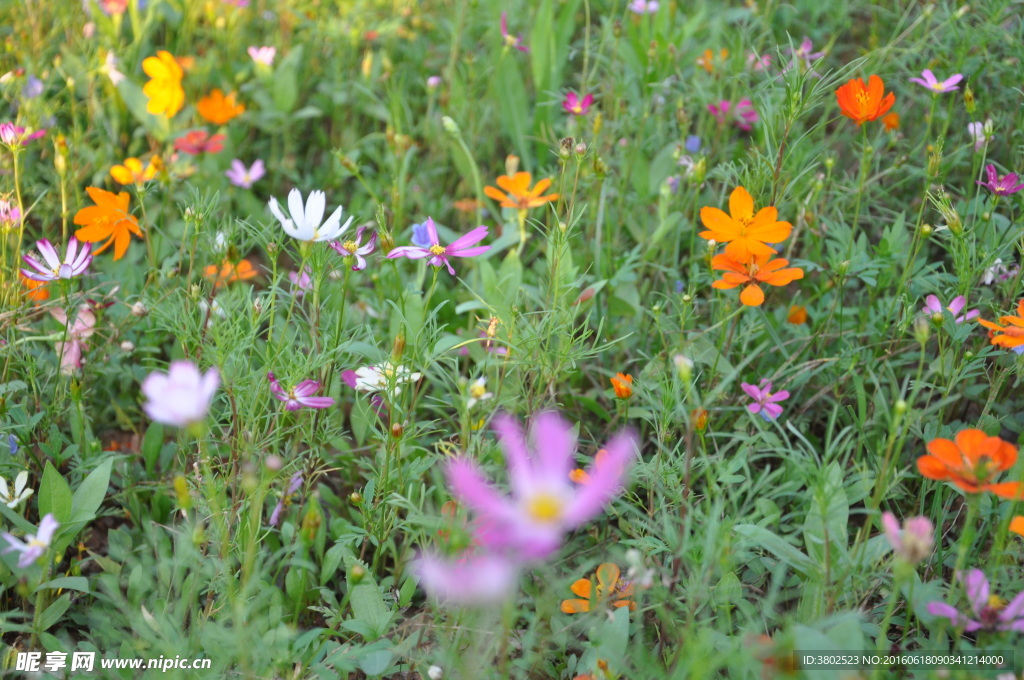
xmin=429 ymin=244 xmax=446 ymax=256
xmin=526 ymin=493 xmax=562 ymax=522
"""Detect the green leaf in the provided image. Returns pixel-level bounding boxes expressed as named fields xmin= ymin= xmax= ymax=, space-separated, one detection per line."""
xmin=272 ymin=44 xmax=304 ymax=113
xmin=38 ymin=462 xmax=73 ymax=524
xmin=345 ymin=558 xmax=392 ymax=641
xmin=141 ymin=422 xmax=164 ymax=476
xmin=35 ymin=576 xmax=90 ymax=594
xmin=733 ymin=524 xmax=815 ymax=575
xmin=38 ymin=593 xmax=72 ymax=632
xmin=71 ymin=457 xmax=113 ymax=523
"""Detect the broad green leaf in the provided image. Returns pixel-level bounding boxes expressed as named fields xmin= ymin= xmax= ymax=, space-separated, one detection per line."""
xmin=38 ymin=462 xmax=73 ymax=524
xmin=71 ymin=457 xmax=113 ymax=523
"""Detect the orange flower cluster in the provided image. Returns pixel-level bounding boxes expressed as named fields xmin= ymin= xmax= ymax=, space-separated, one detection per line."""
xmin=560 ymin=563 xmax=636 ymax=614
xmin=978 ymin=299 xmax=1024 ymax=352
xmin=835 ymin=75 xmax=895 ymax=125
xmin=700 ymin=186 xmax=803 ymax=306
xmin=203 ymin=258 xmax=259 ymax=288
xmin=917 ymin=428 xmax=1021 ymax=499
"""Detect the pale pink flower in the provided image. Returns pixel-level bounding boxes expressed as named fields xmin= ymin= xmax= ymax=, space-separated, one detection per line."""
xmin=247 ymin=46 xmax=276 ymax=66
xmin=740 ymin=379 xmax=789 ymax=421
xmin=21 ymin=238 xmax=92 ymax=282
xmin=881 ymin=512 xmax=934 ymax=564
xmin=142 ymin=361 xmax=219 ymax=427
xmin=51 ymin=305 xmax=97 ymax=375
xmin=1 ymin=514 xmax=59 ymax=568
xmin=415 ymin=551 xmax=520 ymax=605
xmin=921 ymin=294 xmax=978 ymax=324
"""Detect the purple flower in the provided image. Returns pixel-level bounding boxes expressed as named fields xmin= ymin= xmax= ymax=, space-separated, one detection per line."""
xmin=921 ymin=294 xmax=979 ymax=324
xmin=928 ymin=569 xmax=1024 ymax=632
xmin=786 ymin=37 xmax=824 ymax=76
xmin=51 ymin=305 xmax=96 ymax=375
xmin=142 ymin=361 xmax=219 ymax=428
xmin=445 ymin=411 xmax=637 ymax=560
xmin=881 ymin=512 xmax=933 ymax=564
xmin=410 ymin=222 xmax=432 ymax=248
xmin=685 ymin=135 xmax=702 ymax=153
xmin=909 ymin=69 xmax=964 ymax=94
xmin=746 ymin=52 xmax=772 ymax=71
xmin=500 ymin=12 xmax=528 ymax=53
xmin=1 ymin=513 xmax=59 ymax=569
xmin=740 ymin=379 xmax=789 ymax=421
xmin=977 ymin=164 xmax=1024 ymax=196
xmin=288 ymin=267 xmax=311 ymax=297
xmin=426 ymin=75 xmax=442 ymax=89
xmin=22 ymin=75 xmax=43 ymax=99
xmin=415 ymin=551 xmax=521 ymax=606
xmin=21 ymin=238 xmax=92 ymax=282
xmin=269 ymin=473 xmax=304 ymax=527
xmin=628 ymin=0 xmax=659 ymax=13
xmin=0 ymin=122 xmax=46 ymax=146
xmin=329 ymin=225 xmax=377 ymax=271
xmin=0 ymin=199 xmax=21 ymax=228
xmin=967 ymin=120 xmax=992 ymax=152
xmin=225 ymin=159 xmax=265 ymax=189
xmin=267 ymin=372 xmax=335 ymax=411
xmin=708 ymin=99 xmax=758 ymax=131
xmin=386 ymin=217 xmax=491 ymax=275
xmin=562 ymin=92 xmax=595 ymax=117
xmin=981 ymin=258 xmax=1018 ymax=285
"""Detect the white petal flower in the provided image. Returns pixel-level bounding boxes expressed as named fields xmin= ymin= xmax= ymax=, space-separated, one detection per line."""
xmin=0 ymin=471 xmax=33 ymax=509
xmin=466 ymin=377 xmax=493 ymax=409
xmin=352 ymin=362 xmax=421 ymax=396
xmin=268 ymin=188 xmax=354 ymax=242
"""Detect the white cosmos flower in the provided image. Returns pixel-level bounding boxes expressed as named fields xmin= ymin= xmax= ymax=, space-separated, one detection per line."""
xmin=268 ymin=188 xmax=354 ymax=242
xmin=466 ymin=377 xmax=493 ymax=409
xmin=353 ymin=361 xmax=421 ymax=396
xmin=0 ymin=471 xmax=33 ymax=509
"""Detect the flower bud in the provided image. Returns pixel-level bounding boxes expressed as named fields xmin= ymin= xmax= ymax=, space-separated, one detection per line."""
xmin=265 ymin=455 xmax=283 ymax=472
xmin=350 ymin=564 xmax=367 ymax=583
xmin=574 ymin=141 xmax=587 ymax=157
xmin=963 ymin=85 xmax=976 ymax=114
xmin=131 ymin=301 xmax=148 ymax=317
xmin=894 ymin=399 xmax=907 ymax=415
xmin=559 ymin=136 xmax=574 ymax=159
xmin=427 ymin=75 xmax=441 ymax=89
xmin=392 ymin=333 xmax=405 ymax=360
xmin=428 ymin=666 xmax=443 ymax=680
xmin=673 ymin=354 xmax=693 ymax=382
xmin=391 ymin=422 xmax=404 ymax=439
xmin=505 ymin=154 xmax=520 ymax=176
xmin=691 ymin=408 xmax=709 ymax=432
xmin=350 ymin=492 xmax=363 ymax=505
xmin=120 ymin=340 xmax=134 ymax=352
xmin=174 ymin=475 xmax=192 ymax=510
xmin=920 ymin=224 xmax=933 ymax=237
xmin=441 ymin=116 xmax=460 ymax=135
xmin=913 ymin=317 xmax=930 ymax=345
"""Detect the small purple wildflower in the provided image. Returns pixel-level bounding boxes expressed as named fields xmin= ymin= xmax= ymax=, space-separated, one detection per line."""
xmin=329 ymin=225 xmax=377 ymax=271
xmin=740 ymin=379 xmax=789 ymax=421
xmin=500 ymin=12 xmax=528 ymax=53
xmin=225 ymin=159 xmax=265 ymax=189
xmin=267 ymin=372 xmax=335 ymax=411
xmin=977 ymin=164 xmax=1024 ymax=196
xmin=269 ymin=473 xmax=304 ymax=527
xmin=927 ymin=569 xmax=1024 ymax=633
xmin=909 ymin=69 xmax=964 ymax=94
xmin=387 ymin=217 xmax=490 ymax=275
xmin=921 ymin=295 xmax=979 ymax=324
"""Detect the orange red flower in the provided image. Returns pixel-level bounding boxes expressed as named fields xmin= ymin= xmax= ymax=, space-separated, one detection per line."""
xmin=917 ymin=428 xmax=1021 ymax=499
xmin=142 ymin=51 xmax=185 ymax=118
xmin=484 ymin=172 xmax=558 ymax=211
xmin=977 ymin=300 xmax=1024 ymax=352
xmin=203 ymin=258 xmax=258 ymax=288
xmin=835 ymin=75 xmax=895 ymax=125
xmin=197 ymin=89 xmax=245 ymax=124
xmin=560 ymin=563 xmax=636 ymax=614
xmin=1012 ymin=516 xmax=1024 ymax=537
xmin=711 ymin=252 xmax=804 ymax=306
xmin=882 ymin=112 xmax=900 ymax=131
xmin=570 ymin=449 xmax=608 ymax=484
xmin=73 ymin=187 xmax=143 ymax=260
xmin=20 ymin=274 xmax=49 ymax=303
xmin=610 ymin=372 xmax=633 ymax=399
xmin=699 ymin=186 xmax=792 ymax=262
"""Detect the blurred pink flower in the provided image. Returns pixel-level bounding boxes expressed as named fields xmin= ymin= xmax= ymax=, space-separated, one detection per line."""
xmin=708 ymin=99 xmax=758 ymax=131
xmin=562 ymin=92 xmax=594 ymax=116
xmin=415 ymin=551 xmax=521 ymax=605
xmin=288 ymin=267 xmax=311 ymax=297
xmin=51 ymin=305 xmax=97 ymax=375
xmin=142 ymin=361 xmax=219 ymax=427
xmin=173 ymin=130 xmax=225 ymax=156
xmin=0 ymin=122 xmax=46 ymax=146
xmin=928 ymin=570 xmax=1024 ymax=632
xmin=881 ymin=512 xmax=934 ymax=564
xmin=225 ymin=159 xmax=265 ymax=188
xmin=1 ymin=514 xmax=59 ymax=568
xmin=500 ymin=12 xmax=528 ymax=53
xmin=247 ymin=46 xmax=276 ymax=66
xmin=921 ymin=294 xmax=978 ymax=324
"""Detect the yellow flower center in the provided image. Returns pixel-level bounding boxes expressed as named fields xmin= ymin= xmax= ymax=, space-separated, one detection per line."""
xmin=469 ymin=383 xmax=487 ymax=398
xmin=342 ymin=240 xmax=358 ymax=254
xmin=988 ymin=594 xmax=1005 ymax=611
xmin=429 ymin=244 xmax=446 ymax=256
xmin=526 ymin=493 xmax=563 ymax=523
xmin=572 ymin=105 xmax=582 ymax=114
xmin=28 ymin=538 xmax=47 ymax=550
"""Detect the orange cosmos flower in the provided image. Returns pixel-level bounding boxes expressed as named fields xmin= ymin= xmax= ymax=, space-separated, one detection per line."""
xmin=142 ymin=51 xmax=185 ymax=118
xmin=1011 ymin=517 xmax=1024 ymax=537
xmin=977 ymin=300 xmax=1024 ymax=352
xmin=203 ymin=258 xmax=259 ymax=288
xmin=570 ymin=449 xmax=608 ymax=484
xmin=711 ymin=252 xmax=804 ymax=306
xmin=610 ymin=372 xmax=633 ymax=399
xmin=20 ymin=274 xmax=49 ymax=303
xmin=699 ymin=186 xmax=792 ymax=261
xmin=917 ymin=428 xmax=1021 ymax=499
xmin=197 ymin=89 xmax=245 ymax=125
xmin=110 ymin=157 xmax=160 ymax=185
xmin=560 ymin=563 xmax=636 ymax=614
xmin=691 ymin=408 xmax=709 ymax=432
xmin=787 ymin=305 xmax=808 ymax=324
xmin=696 ymin=48 xmax=729 ymax=74
xmin=881 ymin=112 xmax=900 ymax=131
xmin=484 ymin=172 xmax=558 ymax=211
xmin=73 ymin=187 xmax=143 ymax=260
xmin=835 ymin=74 xmax=895 ymax=125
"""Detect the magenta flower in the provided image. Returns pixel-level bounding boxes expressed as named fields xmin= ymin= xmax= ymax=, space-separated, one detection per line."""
xmin=928 ymin=569 xmax=1024 ymax=632
xmin=708 ymin=99 xmax=758 ymax=131
xmin=562 ymin=92 xmax=594 ymax=116
xmin=267 ymin=372 xmax=335 ymax=411
xmin=881 ymin=512 xmax=934 ymax=564
xmin=977 ymin=164 xmax=1024 ymax=196
xmin=329 ymin=225 xmax=377 ymax=271
xmin=386 ymin=217 xmax=490 ymax=275
xmin=247 ymin=46 xmax=276 ymax=66
xmin=142 ymin=361 xmax=219 ymax=427
xmin=1 ymin=514 xmax=59 ymax=569
xmin=51 ymin=305 xmax=96 ymax=375
xmin=288 ymin=267 xmax=312 ymax=297
xmin=269 ymin=473 xmax=304 ymax=527
xmin=628 ymin=0 xmax=659 ymax=13
xmin=746 ymin=52 xmax=772 ymax=71
xmin=445 ymin=411 xmax=637 ymax=560
xmin=225 ymin=159 xmax=265 ymax=189
xmin=415 ymin=551 xmax=521 ymax=606
xmin=500 ymin=12 xmax=528 ymax=53
xmin=909 ymin=69 xmax=964 ymax=94
xmin=0 ymin=122 xmax=46 ymax=147
xmin=21 ymin=238 xmax=92 ymax=282
xmin=921 ymin=294 xmax=978 ymax=324
xmin=740 ymin=379 xmax=789 ymax=421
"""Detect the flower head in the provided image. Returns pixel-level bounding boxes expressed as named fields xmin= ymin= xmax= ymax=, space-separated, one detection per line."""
xmin=73 ymin=187 xmax=142 ymax=260
xmin=696 ymin=48 xmax=728 ymax=74
xmin=835 ymin=75 xmax=895 ymax=125
xmin=269 ymin=473 xmax=303 ymax=527
xmin=0 ymin=471 xmax=33 ymax=509
xmin=1 ymin=514 xmax=59 ymax=568
xmin=329 ymin=225 xmax=377 ymax=271
xmin=561 ymin=563 xmax=636 ymax=613
xmin=1 ymin=198 xmax=22 ymax=229
xmin=445 ymin=411 xmax=637 ymax=560
xmin=628 ymin=0 xmax=659 ymax=13
xmin=0 ymin=122 xmax=46 ymax=147
xmin=499 ymin=12 xmax=528 ymax=53
xmin=268 ymin=188 xmax=354 ymax=242
xmin=466 ymin=377 xmax=493 ymax=409
xmin=173 ymin=130 xmax=226 ymax=155
xmin=142 ymin=51 xmax=185 ymax=118
xmin=882 ymin=112 xmax=900 ymax=131
xmin=881 ymin=512 xmax=934 ymax=564
xmin=351 ymin=361 xmax=421 ymax=397
xmin=484 ymin=173 xmax=558 ymax=211
xmin=976 ymin=164 xmax=1024 ymax=196
xmin=21 ymin=238 xmax=92 ymax=282
xmin=981 ymin=258 xmax=1018 ymax=286
xmin=203 ymin=258 xmax=258 ymax=288
xmin=288 ymin=267 xmax=312 ymax=297
xmin=921 ymin=294 xmax=978 ymax=324
xmin=787 ymin=305 xmax=808 ymax=325
xmin=197 ymin=89 xmax=245 ymax=124
xmin=699 ymin=186 xmax=792 ymax=261
xmin=51 ymin=305 xmax=96 ymax=374
xmin=410 ymin=222 xmax=432 ymax=248
xmin=110 ymin=157 xmax=160 ymax=185
xmin=225 ymin=159 xmax=265 ymax=188
xmin=563 ymin=92 xmax=594 ymax=116
xmin=268 ymin=372 xmax=335 ymax=411
xmin=142 ymin=361 xmax=219 ymax=428
xmin=909 ymin=69 xmax=963 ymax=94
xmin=967 ymin=120 xmax=993 ymax=152
xmin=248 ymin=46 xmax=276 ymax=66
xmin=917 ymin=428 xmax=1021 ymax=499
xmin=787 ymin=37 xmax=824 ymax=72
xmin=927 ymin=570 xmax=1024 ymax=632
xmin=708 ymin=99 xmax=759 ymax=131
xmin=740 ymin=379 xmax=789 ymax=421
xmin=977 ymin=300 xmax=1024 ymax=354
xmin=386 ymin=218 xmax=490 ymax=275
xmin=711 ymin=252 xmax=803 ymax=306
xmin=415 ymin=550 xmax=521 ymax=606
xmin=610 ymin=373 xmax=633 ymax=399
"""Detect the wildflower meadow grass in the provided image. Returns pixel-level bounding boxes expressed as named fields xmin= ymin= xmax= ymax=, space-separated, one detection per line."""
xmin=2 ymin=1 xmax=1024 ymax=678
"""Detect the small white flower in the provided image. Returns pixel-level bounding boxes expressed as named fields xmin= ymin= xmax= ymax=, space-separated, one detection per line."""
xmin=0 ymin=471 xmax=33 ymax=509
xmin=199 ymin=298 xmax=227 ymax=321
xmin=268 ymin=188 xmax=354 ymax=242
xmin=352 ymin=361 xmax=421 ymax=396
xmin=466 ymin=377 xmax=493 ymax=409
xmin=428 ymin=666 xmax=443 ymax=680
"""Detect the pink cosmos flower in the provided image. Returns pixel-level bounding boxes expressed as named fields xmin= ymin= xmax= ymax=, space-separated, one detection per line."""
xmin=0 ymin=199 xmax=21 ymax=228
xmin=51 ymin=305 xmax=96 ymax=375
xmin=1 ymin=513 xmax=59 ymax=568
xmin=921 ymin=294 xmax=978 ymax=324
xmin=173 ymin=130 xmax=226 ymax=156
xmin=500 ymin=12 xmax=528 ymax=53
xmin=288 ymin=267 xmax=311 ymax=297
xmin=225 ymin=159 xmax=265 ymax=188
xmin=740 ymin=379 xmax=789 ymax=421
xmin=881 ymin=512 xmax=934 ymax=564
xmin=976 ymin=164 xmax=1024 ymax=196
xmin=414 ymin=550 xmax=521 ymax=606
xmin=928 ymin=569 xmax=1024 ymax=632
xmin=386 ymin=217 xmax=490 ymax=275
xmin=21 ymin=238 xmax=92 ymax=282
xmin=269 ymin=473 xmax=303 ymax=527
xmin=142 ymin=361 xmax=219 ymax=427
xmin=267 ymin=371 xmax=335 ymax=411
xmin=909 ymin=69 xmax=964 ymax=94
xmin=329 ymin=225 xmax=377 ymax=271
xmin=788 ymin=37 xmax=824 ymax=69
xmin=247 ymin=46 xmax=276 ymax=66
xmin=563 ymin=92 xmax=594 ymax=116
xmin=445 ymin=411 xmax=637 ymax=560
xmin=708 ymin=99 xmax=758 ymax=131
xmin=628 ymin=0 xmax=659 ymax=13
xmin=967 ymin=120 xmax=992 ymax=152
xmin=746 ymin=52 xmax=772 ymax=71
xmin=0 ymin=122 xmax=46 ymax=146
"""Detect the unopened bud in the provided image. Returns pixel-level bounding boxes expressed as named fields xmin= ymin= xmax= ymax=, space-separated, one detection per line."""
xmin=574 ymin=142 xmax=587 ymax=157
xmin=930 ymin=312 xmax=944 ymax=327
xmin=120 ymin=340 xmax=134 ymax=352
xmin=173 ymin=475 xmax=192 ymax=510
xmin=131 ymin=301 xmax=147 ymax=317
xmin=691 ymin=408 xmax=709 ymax=432
xmin=559 ymin=137 xmax=573 ymax=159
xmin=391 ymin=422 xmax=403 ymax=438
xmin=673 ymin=354 xmax=694 ymax=381
xmin=392 ymin=333 xmax=405 ymax=360
xmin=265 ymin=455 xmax=283 ymax=472
xmin=913 ymin=317 xmax=931 ymax=345
xmin=349 ymin=564 xmax=367 ymax=583
xmin=920 ymin=224 xmax=933 ymax=237
xmin=894 ymin=399 xmax=907 ymax=415
xmin=441 ymin=116 xmax=460 ymax=135
xmin=349 ymin=492 xmax=363 ymax=505
xmin=963 ymin=86 xmax=976 ymax=114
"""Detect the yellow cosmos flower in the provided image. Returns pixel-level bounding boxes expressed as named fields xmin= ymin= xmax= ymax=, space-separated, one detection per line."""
xmin=142 ymin=51 xmax=185 ymax=118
